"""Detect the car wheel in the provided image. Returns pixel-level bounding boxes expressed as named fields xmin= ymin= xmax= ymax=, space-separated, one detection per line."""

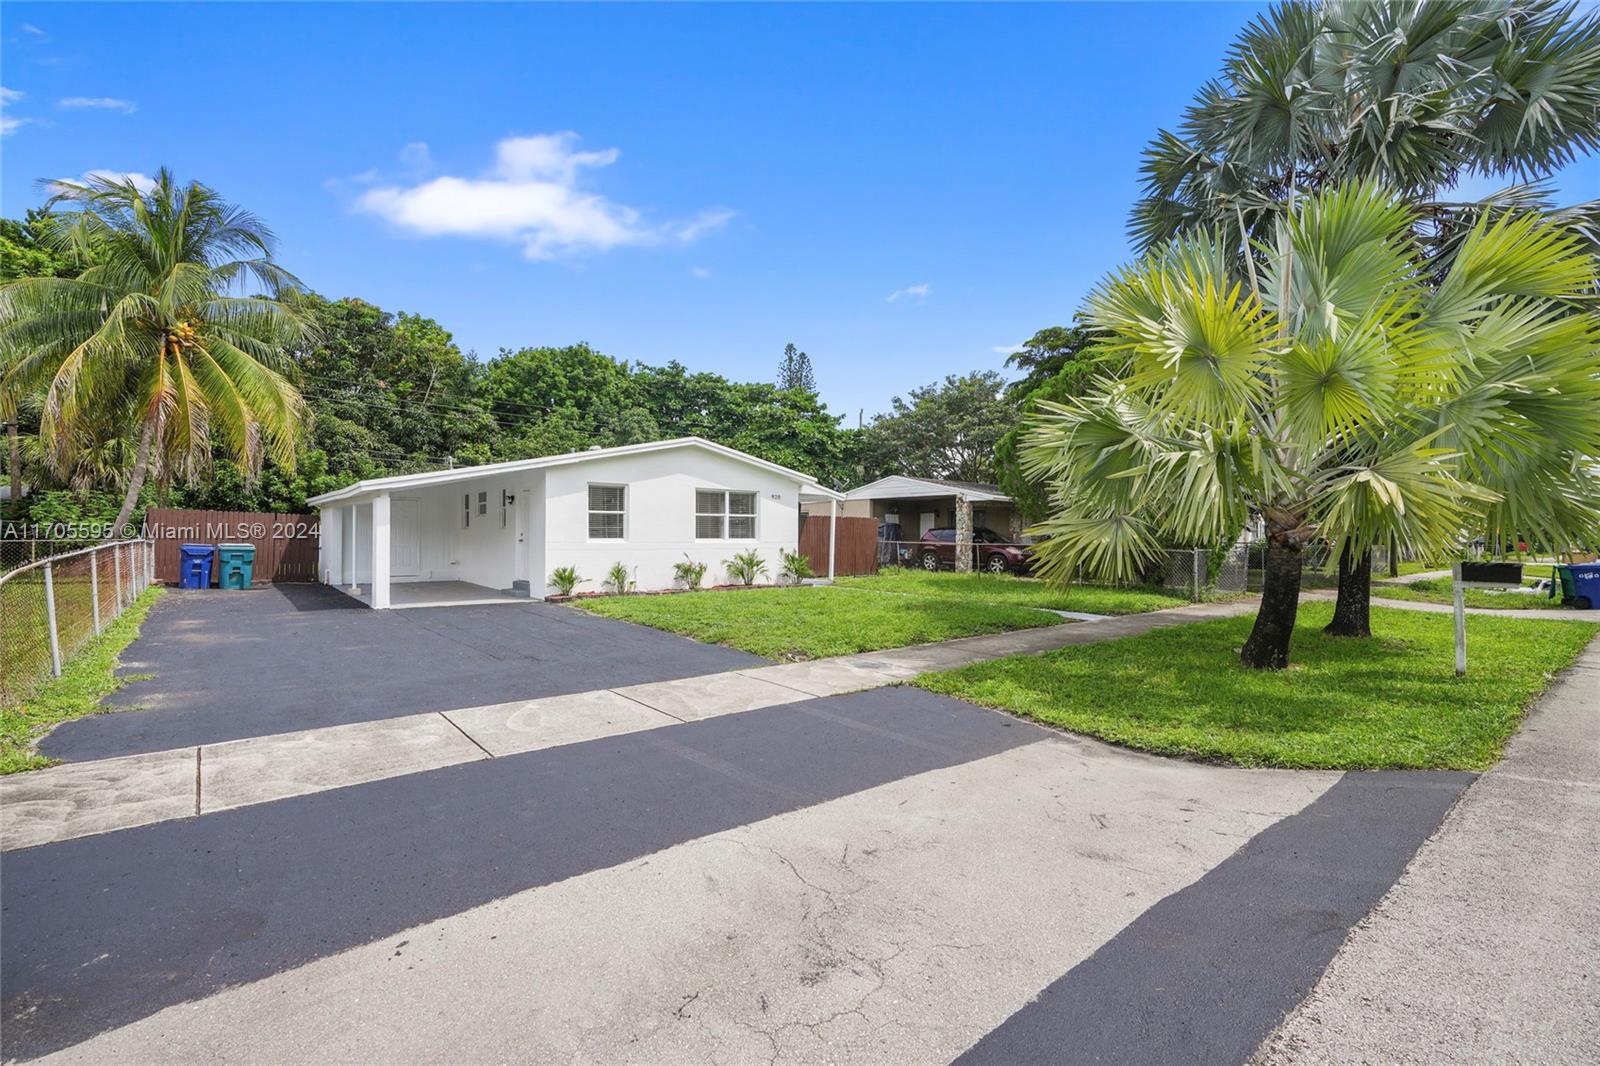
xmin=921 ymin=551 xmax=940 ymax=571
xmin=985 ymin=553 xmax=1009 ymax=574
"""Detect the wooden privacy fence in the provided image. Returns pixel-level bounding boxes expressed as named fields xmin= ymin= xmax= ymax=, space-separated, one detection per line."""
xmin=146 ymin=508 xmax=319 ymax=585
xmin=799 ymin=514 xmax=879 ymax=577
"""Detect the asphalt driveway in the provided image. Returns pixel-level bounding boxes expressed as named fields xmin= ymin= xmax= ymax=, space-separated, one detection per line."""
xmin=8 ymin=587 xmax=1573 ymax=1064
xmin=40 ymin=583 xmax=763 ymax=761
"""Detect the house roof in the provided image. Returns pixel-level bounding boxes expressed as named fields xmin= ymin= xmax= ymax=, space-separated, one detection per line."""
xmin=843 ymin=475 xmax=1011 ymax=503
xmin=305 ymin=436 xmax=844 ymax=507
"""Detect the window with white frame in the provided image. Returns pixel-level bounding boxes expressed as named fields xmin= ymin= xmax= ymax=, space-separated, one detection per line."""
xmin=695 ymin=490 xmax=757 ymax=539
xmin=588 ymin=484 xmax=626 ymax=539
xmin=477 ymin=490 xmax=488 ymax=516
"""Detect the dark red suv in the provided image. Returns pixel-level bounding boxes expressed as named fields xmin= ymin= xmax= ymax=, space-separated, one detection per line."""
xmin=918 ymin=528 xmax=1031 ymax=574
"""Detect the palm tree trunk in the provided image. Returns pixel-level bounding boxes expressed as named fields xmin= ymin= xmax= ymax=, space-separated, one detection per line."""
xmin=6 ymin=420 xmax=20 ymax=516
xmin=1241 ymin=528 xmax=1304 ymax=669
xmin=109 ymin=416 xmax=158 ymax=539
xmin=1324 ymin=544 xmax=1371 ymax=638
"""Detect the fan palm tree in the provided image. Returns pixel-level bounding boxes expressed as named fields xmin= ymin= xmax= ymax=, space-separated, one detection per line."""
xmin=1128 ymin=0 xmax=1600 ymax=633
xmin=1020 ymin=181 xmax=1600 ymax=668
xmin=1132 ymin=0 xmax=1600 ymax=256
xmin=0 ymin=170 xmax=314 ymax=535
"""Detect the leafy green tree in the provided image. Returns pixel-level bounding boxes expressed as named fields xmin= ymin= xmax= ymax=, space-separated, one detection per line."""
xmin=0 ymin=210 xmax=88 ymax=283
xmin=861 ymin=371 xmax=1012 ymax=484
xmin=297 ymin=296 xmax=496 ymax=479
xmin=0 ymin=170 xmax=315 ymax=536
xmin=633 ymin=360 xmax=858 ymax=486
xmin=1021 ymin=182 xmax=1600 ymax=669
xmin=777 ymin=342 xmax=817 ymax=393
xmin=1001 ymin=325 xmax=1099 ymax=403
xmin=995 ymin=324 xmax=1110 ymax=519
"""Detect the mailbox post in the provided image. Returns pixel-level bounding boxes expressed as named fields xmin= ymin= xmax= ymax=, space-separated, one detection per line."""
xmin=1451 ymin=561 xmax=1524 ymax=676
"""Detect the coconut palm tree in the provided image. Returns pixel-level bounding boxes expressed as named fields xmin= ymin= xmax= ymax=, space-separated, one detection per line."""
xmin=0 ymin=170 xmax=314 ymax=535
xmin=1020 ymin=181 xmax=1600 ymax=669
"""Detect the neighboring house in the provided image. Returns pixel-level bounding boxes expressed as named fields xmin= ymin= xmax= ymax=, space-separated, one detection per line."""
xmin=802 ymin=475 xmax=1021 ymax=542
xmin=308 ymin=437 xmax=844 ymax=608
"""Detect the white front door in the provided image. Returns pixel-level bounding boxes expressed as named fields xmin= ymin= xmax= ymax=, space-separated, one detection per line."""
xmin=512 ymin=488 xmax=530 ymax=584
xmin=920 ymin=511 xmax=938 ymax=536
xmin=391 ymin=498 xmax=421 ymax=576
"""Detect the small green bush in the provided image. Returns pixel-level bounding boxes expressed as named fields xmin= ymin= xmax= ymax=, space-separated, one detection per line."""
xmin=673 ymin=555 xmax=708 ymax=590
xmin=779 ymin=549 xmax=815 ymax=584
xmin=604 ymin=561 xmax=634 ymax=595
xmin=549 ymin=565 xmax=584 ymax=597
xmin=726 ymin=549 xmax=768 ymax=587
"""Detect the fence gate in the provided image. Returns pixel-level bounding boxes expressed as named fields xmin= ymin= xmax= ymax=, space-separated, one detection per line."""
xmin=798 ymin=515 xmax=879 ymax=577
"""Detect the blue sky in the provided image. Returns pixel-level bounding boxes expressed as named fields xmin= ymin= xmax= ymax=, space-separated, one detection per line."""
xmin=3 ymin=2 xmax=1596 ymax=423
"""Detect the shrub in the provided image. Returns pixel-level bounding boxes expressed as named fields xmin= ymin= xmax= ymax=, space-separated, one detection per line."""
xmin=549 ymin=566 xmax=584 ymax=597
xmin=779 ymin=549 xmax=815 ymax=584
xmin=604 ymin=561 xmax=634 ymax=595
xmin=672 ymin=555 xmax=708 ymax=590
xmin=726 ymin=549 xmax=768 ymax=587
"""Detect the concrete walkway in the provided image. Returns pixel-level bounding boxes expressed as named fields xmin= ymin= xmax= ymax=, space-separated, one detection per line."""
xmin=0 ymin=600 xmax=1255 ymax=852
xmin=1255 ymin=637 xmax=1600 ymax=1065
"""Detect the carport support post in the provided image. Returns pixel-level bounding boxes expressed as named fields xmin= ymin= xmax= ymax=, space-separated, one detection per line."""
xmin=955 ymin=494 xmax=973 ymax=573
xmin=371 ymin=492 xmax=392 ymax=609
xmin=827 ymin=497 xmax=837 ymax=581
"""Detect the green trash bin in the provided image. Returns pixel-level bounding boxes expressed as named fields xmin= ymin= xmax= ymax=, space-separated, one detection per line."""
xmin=216 ymin=543 xmax=257 ymax=589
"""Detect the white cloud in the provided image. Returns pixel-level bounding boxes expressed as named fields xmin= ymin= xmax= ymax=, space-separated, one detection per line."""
xmin=58 ymin=96 xmax=137 ymax=114
xmin=352 ymin=133 xmax=733 ymax=260
xmin=991 ymin=340 xmax=1029 ymax=354
xmin=887 ymin=283 xmax=930 ymax=302
xmin=690 ymin=266 xmax=712 ymax=279
xmin=50 ymin=170 xmax=158 ymax=194
xmin=20 ymin=24 xmax=48 ymax=38
xmin=1 ymin=86 xmax=29 ymax=135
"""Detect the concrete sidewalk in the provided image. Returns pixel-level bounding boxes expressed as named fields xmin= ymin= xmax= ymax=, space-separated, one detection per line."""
xmin=1255 ymin=636 xmax=1600 ymax=1065
xmin=0 ymin=599 xmax=1256 ymax=851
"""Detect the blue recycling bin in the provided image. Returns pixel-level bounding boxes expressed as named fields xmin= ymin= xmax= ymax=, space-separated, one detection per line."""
xmin=179 ymin=544 xmax=215 ymax=589
xmin=1567 ymin=563 xmax=1600 ymax=610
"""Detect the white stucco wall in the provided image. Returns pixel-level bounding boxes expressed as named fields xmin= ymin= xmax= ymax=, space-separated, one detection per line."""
xmin=541 ymin=449 xmax=803 ymax=596
xmin=386 ymin=473 xmax=538 ymax=590
xmin=316 ymin=446 xmax=811 ymax=602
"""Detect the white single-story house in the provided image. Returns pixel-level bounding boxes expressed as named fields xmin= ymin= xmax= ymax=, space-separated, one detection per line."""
xmin=801 ymin=475 xmax=1021 ymax=540
xmin=306 ymin=437 xmax=844 ymax=608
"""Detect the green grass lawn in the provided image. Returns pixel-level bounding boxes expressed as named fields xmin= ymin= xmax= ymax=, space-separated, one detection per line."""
xmin=1394 ymin=559 xmax=1450 ymax=576
xmin=1 ymin=587 xmax=163 ymax=774
xmin=573 ymin=583 xmax=1067 ymax=660
xmin=1373 ymin=576 xmax=1568 ymax=611
xmin=916 ymin=602 xmax=1596 ymax=770
xmin=835 ymin=569 xmax=1191 ymax=615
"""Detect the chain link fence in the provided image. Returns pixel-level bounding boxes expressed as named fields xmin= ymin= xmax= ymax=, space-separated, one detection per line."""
xmin=0 ymin=540 xmax=155 ymax=707
xmin=859 ymin=534 xmax=1409 ymax=602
